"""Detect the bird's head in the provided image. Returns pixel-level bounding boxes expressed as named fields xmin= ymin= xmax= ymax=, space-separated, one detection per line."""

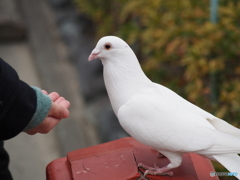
xmin=88 ymin=36 xmax=130 ymax=61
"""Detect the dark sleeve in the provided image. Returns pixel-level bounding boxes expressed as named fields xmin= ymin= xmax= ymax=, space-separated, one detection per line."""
xmin=0 ymin=58 xmax=37 ymax=140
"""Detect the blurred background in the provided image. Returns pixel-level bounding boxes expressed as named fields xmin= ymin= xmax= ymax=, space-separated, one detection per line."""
xmin=1 ymin=0 xmax=239 ymax=179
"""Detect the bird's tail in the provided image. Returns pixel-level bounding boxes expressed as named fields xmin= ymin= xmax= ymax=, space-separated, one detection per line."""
xmin=213 ymin=154 xmax=240 ymax=179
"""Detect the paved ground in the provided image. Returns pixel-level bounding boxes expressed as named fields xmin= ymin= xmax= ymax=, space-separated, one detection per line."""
xmin=0 ymin=0 xmax=98 ymax=179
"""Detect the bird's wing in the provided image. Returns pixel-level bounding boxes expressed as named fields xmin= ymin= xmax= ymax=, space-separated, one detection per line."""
xmin=154 ymin=83 xmax=240 ymax=138
xmin=153 ymin=83 xmax=214 ymax=119
xmin=117 ymin=91 xmax=216 ymax=153
xmin=206 ymin=118 xmax=240 ymax=138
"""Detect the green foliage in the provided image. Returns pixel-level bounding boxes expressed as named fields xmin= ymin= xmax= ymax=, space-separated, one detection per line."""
xmin=75 ymin=0 xmax=240 ymax=122
xmin=75 ymin=0 xmax=240 ymax=174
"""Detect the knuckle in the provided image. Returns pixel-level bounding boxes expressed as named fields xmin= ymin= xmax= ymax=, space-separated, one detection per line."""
xmin=52 ymin=92 xmax=59 ymax=95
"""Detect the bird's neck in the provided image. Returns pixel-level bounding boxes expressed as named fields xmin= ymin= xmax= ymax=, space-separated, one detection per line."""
xmin=102 ymin=54 xmax=151 ymax=115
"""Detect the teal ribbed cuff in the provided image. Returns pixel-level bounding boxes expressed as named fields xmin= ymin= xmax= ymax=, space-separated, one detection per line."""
xmin=23 ymin=87 xmax=52 ymax=131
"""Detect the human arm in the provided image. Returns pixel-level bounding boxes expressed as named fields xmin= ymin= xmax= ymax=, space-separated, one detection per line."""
xmin=0 ymin=58 xmax=70 ymax=140
xmin=0 ymin=58 xmax=37 ymax=140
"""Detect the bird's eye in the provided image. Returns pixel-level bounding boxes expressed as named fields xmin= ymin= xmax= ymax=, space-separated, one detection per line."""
xmin=104 ymin=43 xmax=112 ymax=50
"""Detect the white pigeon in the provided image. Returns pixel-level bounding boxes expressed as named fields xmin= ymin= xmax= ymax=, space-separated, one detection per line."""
xmin=88 ymin=36 xmax=240 ymax=178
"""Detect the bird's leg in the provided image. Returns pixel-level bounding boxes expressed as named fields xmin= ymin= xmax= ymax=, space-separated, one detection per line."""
xmin=138 ymin=151 xmax=182 ymax=177
xmin=138 ymin=163 xmax=173 ymax=176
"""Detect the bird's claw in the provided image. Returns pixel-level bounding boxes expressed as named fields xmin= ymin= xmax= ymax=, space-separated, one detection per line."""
xmin=138 ymin=163 xmax=173 ymax=177
xmin=154 ymin=163 xmax=159 ymax=169
xmin=143 ymin=170 xmax=173 ymax=177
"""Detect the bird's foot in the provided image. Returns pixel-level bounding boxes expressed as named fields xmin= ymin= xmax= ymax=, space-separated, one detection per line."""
xmin=138 ymin=163 xmax=173 ymax=177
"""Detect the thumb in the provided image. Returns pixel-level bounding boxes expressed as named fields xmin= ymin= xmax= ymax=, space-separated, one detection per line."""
xmin=49 ymin=102 xmax=69 ymax=119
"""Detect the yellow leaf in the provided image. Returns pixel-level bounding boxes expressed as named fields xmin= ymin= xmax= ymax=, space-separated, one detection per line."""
xmin=165 ymin=37 xmax=182 ymax=56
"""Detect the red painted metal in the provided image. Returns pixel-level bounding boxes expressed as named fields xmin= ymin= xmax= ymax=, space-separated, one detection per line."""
xmin=46 ymin=137 xmax=219 ymax=180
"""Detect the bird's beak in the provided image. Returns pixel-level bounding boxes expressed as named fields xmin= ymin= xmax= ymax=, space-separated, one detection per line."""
xmin=88 ymin=49 xmax=101 ymax=61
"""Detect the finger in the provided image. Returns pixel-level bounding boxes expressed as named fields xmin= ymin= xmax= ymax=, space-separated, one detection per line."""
xmin=41 ymin=90 xmax=48 ymax=95
xmin=48 ymin=92 xmax=60 ymax=102
xmin=55 ymin=97 xmax=70 ymax=109
xmin=60 ymin=100 xmax=70 ymax=109
xmin=55 ymin=97 xmax=65 ymax=104
xmin=49 ymin=102 xmax=69 ymax=119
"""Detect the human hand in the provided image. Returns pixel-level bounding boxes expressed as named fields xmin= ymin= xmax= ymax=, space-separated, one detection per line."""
xmin=25 ymin=91 xmax=70 ymax=135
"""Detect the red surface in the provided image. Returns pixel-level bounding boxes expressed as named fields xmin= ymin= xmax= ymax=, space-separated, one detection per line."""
xmin=46 ymin=157 xmax=72 ymax=180
xmin=189 ymin=153 xmax=218 ymax=180
xmin=46 ymin=137 xmax=219 ymax=180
